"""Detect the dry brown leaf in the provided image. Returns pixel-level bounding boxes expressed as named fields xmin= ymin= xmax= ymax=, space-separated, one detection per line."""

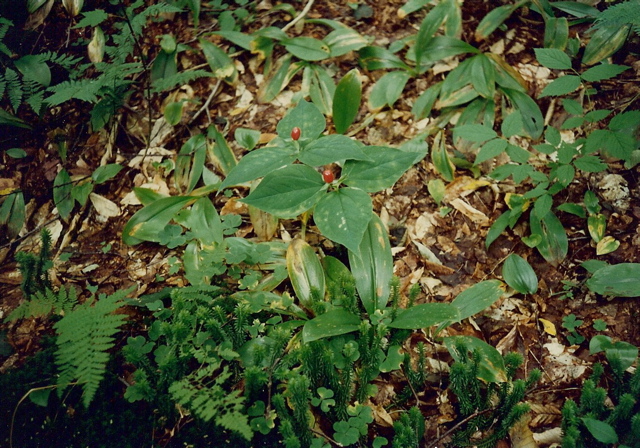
xmin=528 ymin=403 xmax=562 ymax=427
xmin=450 ymin=198 xmax=490 ymax=226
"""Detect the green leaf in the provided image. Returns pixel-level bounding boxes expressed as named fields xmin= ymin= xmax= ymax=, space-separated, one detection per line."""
xmin=534 ymin=48 xmax=572 ymax=70
xmin=287 ymin=238 xmax=326 ymax=310
xmin=15 ymin=55 xmax=51 ymax=87
xmin=151 ymin=50 xmax=177 ymax=82
xmin=333 ymin=69 xmax=362 ymax=134
xmin=586 ymin=263 xmax=640 ymax=297
xmin=277 ymin=99 xmax=326 ymax=141
xmin=183 ymin=197 xmax=224 ymax=245
xmin=0 ymin=109 xmax=32 ymax=129
xmin=122 ymin=196 xmax=196 ymax=245
xmin=92 ymin=164 xmax=123 ymax=184
xmin=582 ymin=24 xmax=630 ymax=66
xmin=368 ymin=71 xmax=411 ymax=110
xmin=530 ymin=210 xmax=568 ymax=266
xmin=234 ymin=127 xmax=261 ymax=151
xmin=419 ymin=36 xmax=479 ymax=64
xmin=214 ymin=30 xmax=253 ymax=51
xmin=449 ymin=280 xmax=504 ymax=323
xmin=475 ymin=3 xmax=520 ymax=40
xmin=414 ymin=2 xmax=449 ymax=70
xmin=501 ymin=110 xmax=524 ymax=138
xmin=342 ymin=146 xmax=418 ymax=192
xmin=220 ymin=146 xmax=297 ymax=189
xmin=72 ymin=9 xmax=108 ymax=27
xmin=6 ymin=148 xmax=27 ymax=158
xmin=302 ymin=309 xmax=360 ymax=342
xmin=71 ymin=182 xmax=92 ymax=207
xmin=431 ymin=132 xmax=455 ymax=182
xmin=324 ymin=27 xmax=369 ymax=57
xmin=544 ymin=17 xmax=569 ymax=50
xmin=539 ymin=75 xmax=581 ymax=97
xmin=469 ymin=54 xmax=495 ymax=98
xmin=207 ymin=127 xmax=237 ymax=176
xmin=388 ymin=303 xmax=459 ymax=329
xmin=241 ymin=164 xmax=326 ymax=219
xmin=573 ymin=155 xmax=607 ymax=173
xmin=175 ymin=134 xmax=207 ymax=194
xmin=199 ymin=38 xmax=237 ymax=83
xmin=412 ymin=81 xmax=442 ymax=120
xmin=53 ymin=169 xmax=74 ymax=220
xmin=444 ymin=335 xmax=508 ymax=383
xmin=308 ymin=65 xmax=335 ymax=116
xmin=589 ymin=335 xmax=638 ymax=371
xmin=164 ymin=101 xmax=184 ymax=126
xmin=258 ymin=54 xmax=296 ymax=103
xmin=502 ymin=88 xmax=544 ymax=139
xmin=314 ymin=188 xmax=373 ymax=254
xmin=348 ymin=213 xmax=393 ymax=315
xmin=453 ymin=124 xmax=497 ymax=143
xmin=581 ymin=418 xmax=618 ymax=444
xmin=357 ymin=46 xmax=410 ymax=71
xmin=298 ymin=135 xmax=371 ymax=166
xmin=427 ymin=178 xmax=445 ymax=205
xmin=0 ymin=191 xmax=25 ymax=238
xmin=476 ymin=138 xmax=507 ymax=164
xmin=502 ymin=254 xmax=538 ymax=294
xmin=581 ymin=63 xmax=628 ymax=82
xmin=282 ymin=37 xmax=330 ymax=61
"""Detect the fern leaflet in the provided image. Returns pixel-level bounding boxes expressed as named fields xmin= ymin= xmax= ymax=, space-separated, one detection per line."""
xmin=55 ymin=286 xmax=135 ymax=407
xmin=594 ymin=0 xmax=640 ymax=34
xmin=5 ymin=286 xmax=78 ymax=322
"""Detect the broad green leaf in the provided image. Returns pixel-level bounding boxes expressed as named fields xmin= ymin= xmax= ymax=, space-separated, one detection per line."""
xmin=435 ymin=84 xmax=479 ymax=109
xmin=357 ymin=46 xmax=410 ymax=71
xmin=122 ymin=195 xmax=196 ymax=245
xmin=333 ymin=69 xmax=362 ymax=134
xmin=175 ymin=134 xmax=207 ymax=194
xmin=324 ymin=27 xmax=369 ymax=57
xmin=419 ymin=36 xmax=479 ymax=64
xmin=587 ymin=213 xmax=606 ymax=243
xmin=398 ymin=0 xmax=430 ymax=18
xmin=573 ymin=155 xmax=606 ymax=173
xmin=539 ymin=75 xmax=581 ymax=98
xmin=92 ymin=164 xmax=123 ymax=184
xmin=581 ymin=63 xmax=628 ymax=82
xmin=164 ymin=101 xmax=184 ymax=126
xmin=469 ymin=54 xmax=496 ymax=98
xmin=550 ymin=1 xmax=599 ymax=18
xmin=388 ymin=303 xmax=459 ymax=329
xmin=241 ymin=164 xmax=326 ymax=218
xmin=501 ymin=88 xmax=544 ymax=139
xmin=530 ymin=210 xmax=568 ymax=266
xmin=53 ymin=169 xmax=74 ymax=220
xmin=133 ymin=187 xmax=166 ymax=206
xmin=342 ymin=146 xmax=418 ymax=192
xmin=589 ymin=335 xmax=638 ymax=371
xmin=609 ymin=110 xmax=640 ymax=131
xmin=71 ymin=182 xmax=92 ymax=206
xmin=183 ymin=197 xmax=224 ymax=245
xmin=277 ymin=100 xmax=326 ymax=141
xmin=15 ymin=55 xmax=51 ymax=86
xmin=453 ymin=124 xmax=497 ymax=143
xmin=414 ymin=2 xmax=450 ymax=70
xmin=431 ymin=132 xmax=455 ymax=182
xmin=0 ymin=109 xmax=32 ymax=129
xmin=581 ymin=418 xmax=618 ymax=444
xmin=207 ymin=127 xmax=237 ymax=176
xmin=488 ymin=53 xmax=528 ymax=92
xmin=582 ymin=24 xmax=630 ymax=66
xmin=199 ymin=38 xmax=237 ymax=83
xmin=214 ymin=30 xmax=253 ymax=51
xmin=322 ymin=256 xmax=355 ymax=292
xmin=427 ymin=178 xmax=445 ymax=205
xmin=380 ymin=345 xmax=404 ymax=372
xmin=298 ymin=135 xmax=370 ymax=166
xmin=234 ymin=127 xmax=261 ymax=151
xmin=258 ymin=54 xmax=295 ymax=103
xmin=476 ymin=138 xmax=507 ymax=165
xmin=220 ymin=146 xmax=297 ymax=189
xmin=348 ymin=213 xmax=393 ymax=314
xmin=596 ymin=236 xmax=619 ymax=256
xmin=449 ymin=280 xmax=505 ymax=323
xmin=444 ymin=335 xmax=508 ymax=383
xmin=502 ymin=254 xmax=538 ymax=294
xmin=308 ymin=65 xmax=335 ymax=116
xmin=314 ymin=188 xmax=373 ymax=254
xmin=151 ymin=49 xmax=177 ymax=82
xmin=544 ymin=17 xmax=568 ymax=50
xmin=368 ymin=71 xmax=411 ymax=110
xmin=475 ymin=3 xmax=520 ymax=40
xmin=302 ymin=309 xmax=360 ymax=343
xmin=501 ymin=110 xmax=524 ymax=138
xmin=586 ymin=263 xmax=640 ymax=297
xmin=0 ymin=191 xmax=25 ymax=238
xmin=282 ymin=37 xmax=330 ymax=61
xmin=287 ymin=238 xmax=326 ymax=310
xmin=412 ymin=81 xmax=442 ymax=120
xmin=534 ymin=48 xmax=572 ymax=70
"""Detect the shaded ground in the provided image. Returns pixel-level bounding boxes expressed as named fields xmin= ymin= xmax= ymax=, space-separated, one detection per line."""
xmin=1 ymin=0 xmax=639 ymax=446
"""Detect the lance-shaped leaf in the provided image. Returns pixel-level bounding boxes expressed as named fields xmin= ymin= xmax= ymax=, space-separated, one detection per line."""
xmin=199 ymin=38 xmax=237 ymax=84
xmin=501 ymin=88 xmax=544 ymax=139
xmin=444 ymin=335 xmax=508 ymax=383
xmin=342 ymin=146 xmax=419 ymax=193
xmin=348 ymin=213 xmax=393 ymax=315
xmin=469 ymin=54 xmax=495 ymax=98
xmin=54 ymin=169 xmax=74 ymax=220
xmin=182 ymin=197 xmax=224 ymax=246
xmin=220 ymin=146 xmax=297 ymax=189
xmin=333 ymin=69 xmax=362 ymax=134
xmin=0 ymin=191 xmax=25 ymax=238
xmin=324 ymin=27 xmax=369 ymax=57
xmin=431 ymin=131 xmax=455 ymax=182
xmin=448 ymin=280 xmax=505 ymax=324
xmin=502 ymin=254 xmax=538 ymax=294
xmin=241 ymin=164 xmax=326 ymax=219
xmin=368 ymin=71 xmax=411 ymax=110
xmin=582 ymin=24 xmax=631 ymax=66
xmin=586 ymin=263 xmax=640 ymax=298
xmin=358 ymin=46 xmax=411 ymax=71
xmin=175 ymin=134 xmax=207 ymax=194
xmin=388 ymin=303 xmax=459 ymax=329
xmin=308 ymin=65 xmax=335 ymax=116
xmin=298 ymin=135 xmax=370 ymax=166
xmin=314 ymin=187 xmax=373 ymax=254
xmin=414 ymin=1 xmax=449 ymax=70
xmin=122 ymin=195 xmax=196 ymax=245
xmin=475 ymin=2 xmax=523 ymax=41
xmin=302 ymin=309 xmax=360 ymax=342
xmin=530 ymin=210 xmax=567 ymax=266
xmin=287 ymin=238 xmax=326 ymax=310
xmin=282 ymin=37 xmax=331 ymax=61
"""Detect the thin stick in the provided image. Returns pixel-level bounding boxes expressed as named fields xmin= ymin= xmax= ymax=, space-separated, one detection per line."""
xmin=192 ymin=78 xmax=223 ymax=124
xmin=424 ymin=407 xmax=494 ymax=448
xmin=282 ymin=0 xmax=316 ymax=33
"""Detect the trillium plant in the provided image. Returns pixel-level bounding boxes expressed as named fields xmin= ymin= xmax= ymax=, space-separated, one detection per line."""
xmin=220 ymin=100 xmax=426 ymax=253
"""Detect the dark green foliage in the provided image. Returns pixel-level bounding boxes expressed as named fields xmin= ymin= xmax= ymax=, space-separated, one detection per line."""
xmin=447 ymin=344 xmax=540 ymax=448
xmin=5 ymin=285 xmax=78 ymax=322
xmin=392 ymin=407 xmax=425 ymax=448
xmin=15 ymin=229 xmax=53 ymax=297
xmin=593 ymin=0 xmax=640 ymax=34
xmin=55 ymin=286 xmax=135 ymax=407
xmin=561 ymin=357 xmax=640 ymax=447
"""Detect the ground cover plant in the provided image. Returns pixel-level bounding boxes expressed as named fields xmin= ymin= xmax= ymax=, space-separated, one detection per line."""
xmin=1 ymin=0 xmax=640 ymax=447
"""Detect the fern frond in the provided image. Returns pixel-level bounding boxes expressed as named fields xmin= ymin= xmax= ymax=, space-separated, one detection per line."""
xmin=150 ymin=69 xmax=213 ymax=93
xmin=593 ymin=0 xmax=640 ymax=32
xmin=37 ymin=51 xmax=83 ymax=70
xmin=168 ymin=362 xmax=252 ymax=440
xmin=0 ymin=73 xmax=6 ymax=99
xmin=55 ymin=286 xmax=134 ymax=407
xmin=4 ymin=67 xmax=22 ymax=112
xmin=128 ymin=2 xmax=183 ymax=37
xmin=0 ymin=18 xmax=12 ymax=57
xmin=5 ymin=286 xmax=78 ymax=322
xmin=45 ymin=78 xmax=103 ymax=106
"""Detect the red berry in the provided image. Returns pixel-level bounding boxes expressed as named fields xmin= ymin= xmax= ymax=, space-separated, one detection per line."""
xmin=322 ymin=169 xmax=334 ymax=183
xmin=291 ymin=127 xmax=301 ymax=141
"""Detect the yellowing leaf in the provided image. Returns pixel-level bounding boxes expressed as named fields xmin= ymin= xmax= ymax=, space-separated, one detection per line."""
xmin=596 ymin=236 xmax=620 ymax=256
xmin=539 ymin=318 xmax=557 ymax=336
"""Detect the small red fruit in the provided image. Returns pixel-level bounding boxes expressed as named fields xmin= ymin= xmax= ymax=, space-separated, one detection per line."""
xmin=322 ymin=169 xmax=334 ymax=183
xmin=291 ymin=127 xmax=301 ymax=141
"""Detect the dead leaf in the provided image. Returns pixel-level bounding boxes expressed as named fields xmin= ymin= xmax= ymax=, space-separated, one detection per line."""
xmin=450 ymin=198 xmax=490 ymax=226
